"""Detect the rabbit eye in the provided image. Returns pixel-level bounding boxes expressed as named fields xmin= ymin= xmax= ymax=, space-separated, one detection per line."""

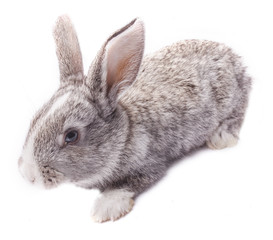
xmin=64 ymin=130 xmax=79 ymax=145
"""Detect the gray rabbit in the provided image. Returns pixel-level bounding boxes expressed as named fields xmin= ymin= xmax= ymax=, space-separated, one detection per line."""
xmin=18 ymin=15 xmax=251 ymax=222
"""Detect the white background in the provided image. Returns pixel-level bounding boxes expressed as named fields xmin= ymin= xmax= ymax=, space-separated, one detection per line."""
xmin=0 ymin=0 xmax=272 ymax=239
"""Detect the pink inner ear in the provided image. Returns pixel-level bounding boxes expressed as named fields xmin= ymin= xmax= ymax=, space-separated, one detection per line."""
xmin=106 ymin=49 xmax=134 ymax=93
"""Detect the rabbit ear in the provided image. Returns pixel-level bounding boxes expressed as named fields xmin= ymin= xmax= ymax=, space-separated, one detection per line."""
xmin=86 ymin=18 xmax=144 ymax=114
xmin=53 ymin=15 xmax=84 ymax=84
xmin=104 ymin=18 xmax=144 ymax=96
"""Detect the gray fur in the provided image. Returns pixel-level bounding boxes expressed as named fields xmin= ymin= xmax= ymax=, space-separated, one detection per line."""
xmin=19 ymin=16 xmax=251 ymax=219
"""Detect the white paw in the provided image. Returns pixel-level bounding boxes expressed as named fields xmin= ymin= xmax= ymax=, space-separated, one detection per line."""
xmin=207 ymin=130 xmax=238 ymax=150
xmin=91 ymin=189 xmax=134 ymax=223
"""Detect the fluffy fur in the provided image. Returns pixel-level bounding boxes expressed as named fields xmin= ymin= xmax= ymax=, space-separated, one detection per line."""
xmin=19 ymin=15 xmax=251 ymax=222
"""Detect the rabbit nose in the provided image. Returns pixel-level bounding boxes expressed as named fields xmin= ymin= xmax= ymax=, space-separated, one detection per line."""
xmin=18 ymin=156 xmax=23 ymax=167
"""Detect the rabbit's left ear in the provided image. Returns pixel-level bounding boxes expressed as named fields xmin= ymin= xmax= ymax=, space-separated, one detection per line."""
xmin=86 ymin=18 xmax=144 ymax=114
xmin=53 ymin=15 xmax=84 ymax=85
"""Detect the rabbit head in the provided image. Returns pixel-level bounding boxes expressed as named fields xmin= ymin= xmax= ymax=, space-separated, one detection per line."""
xmin=18 ymin=16 xmax=144 ymax=189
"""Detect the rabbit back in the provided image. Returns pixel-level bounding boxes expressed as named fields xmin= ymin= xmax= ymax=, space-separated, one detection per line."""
xmin=121 ymin=39 xmax=251 ymax=159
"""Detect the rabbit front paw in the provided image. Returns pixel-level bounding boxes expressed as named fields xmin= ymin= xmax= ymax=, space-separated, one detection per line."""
xmin=91 ymin=189 xmax=134 ymax=223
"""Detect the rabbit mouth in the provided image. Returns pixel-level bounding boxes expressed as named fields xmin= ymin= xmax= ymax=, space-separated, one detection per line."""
xmin=18 ymin=133 xmax=64 ymax=189
xmin=18 ymin=155 xmax=45 ymax=188
xmin=18 ymin=156 xmax=64 ymax=189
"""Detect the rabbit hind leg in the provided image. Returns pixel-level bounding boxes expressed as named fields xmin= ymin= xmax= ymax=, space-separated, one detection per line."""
xmin=206 ymin=124 xmax=238 ymax=150
xmin=206 ymin=110 xmax=245 ymax=150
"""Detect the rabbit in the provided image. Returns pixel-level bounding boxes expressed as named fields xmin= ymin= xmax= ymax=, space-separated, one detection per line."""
xmin=18 ymin=15 xmax=251 ymax=222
